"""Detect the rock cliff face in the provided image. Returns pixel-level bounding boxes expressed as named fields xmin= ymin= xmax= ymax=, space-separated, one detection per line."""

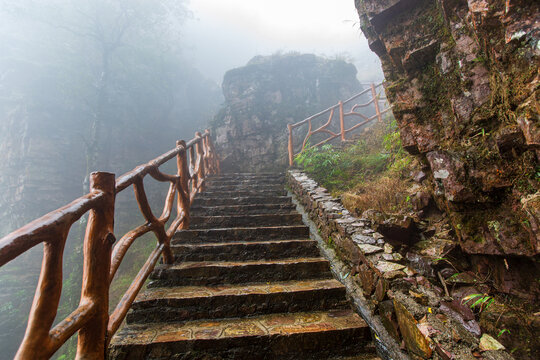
xmin=355 ymin=0 xmax=539 ymax=296
xmin=212 ymin=54 xmax=362 ymax=172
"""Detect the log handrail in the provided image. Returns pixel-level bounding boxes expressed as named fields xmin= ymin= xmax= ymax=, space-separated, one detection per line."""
xmin=0 ymin=129 xmax=220 ymax=359
xmin=287 ymin=82 xmax=391 ymax=166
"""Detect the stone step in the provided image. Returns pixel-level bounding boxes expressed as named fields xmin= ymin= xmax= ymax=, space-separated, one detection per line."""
xmin=190 ymin=203 xmax=297 ymax=216
xmin=126 ymin=279 xmax=348 ymax=324
xmin=206 ymin=173 xmax=284 ymax=179
xmin=172 ymin=239 xmax=320 ymax=262
xmin=205 ymin=177 xmax=285 ymax=186
xmin=109 ymin=309 xmax=370 ymax=360
xmin=198 ymin=189 xmax=288 ymax=198
xmin=172 ymin=225 xmax=310 ymax=244
xmin=148 ymin=257 xmax=332 ymax=287
xmin=191 ymin=196 xmax=291 ymax=207
xmin=328 ymin=355 xmax=381 ymax=360
xmin=189 ymin=213 xmax=303 ymax=229
xmin=205 ymin=183 xmax=285 ymax=192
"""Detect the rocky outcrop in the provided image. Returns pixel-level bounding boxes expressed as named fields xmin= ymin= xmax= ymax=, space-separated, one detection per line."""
xmin=354 ymin=0 xmax=539 ymax=284
xmin=212 ymin=53 xmax=362 ymax=172
xmin=288 ymin=170 xmax=518 ymax=359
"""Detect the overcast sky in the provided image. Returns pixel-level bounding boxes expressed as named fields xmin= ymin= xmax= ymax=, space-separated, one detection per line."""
xmin=182 ymin=0 xmax=383 ymax=84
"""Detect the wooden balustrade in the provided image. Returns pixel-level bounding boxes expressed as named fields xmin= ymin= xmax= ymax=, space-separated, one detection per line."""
xmin=0 ymin=129 xmax=220 ymax=359
xmin=287 ymin=82 xmax=392 ymax=166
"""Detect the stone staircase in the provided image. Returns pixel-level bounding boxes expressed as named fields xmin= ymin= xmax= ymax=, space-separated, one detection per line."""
xmin=108 ymin=173 xmax=376 ymax=359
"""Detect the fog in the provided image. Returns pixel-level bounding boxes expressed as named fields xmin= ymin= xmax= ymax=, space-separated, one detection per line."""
xmin=0 ymin=1 xmax=382 ymax=358
xmin=183 ymin=0 xmax=383 ymax=82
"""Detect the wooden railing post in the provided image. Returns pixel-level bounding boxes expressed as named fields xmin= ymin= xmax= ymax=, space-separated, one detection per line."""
xmin=176 ymin=140 xmax=190 ymax=229
xmin=204 ymin=129 xmax=220 ymax=175
xmin=194 ymin=132 xmax=205 ymax=192
xmin=76 ymin=172 xmax=115 ymax=360
xmin=371 ymin=83 xmax=382 ymax=123
xmin=339 ymin=101 xmax=345 ymax=141
xmin=15 ymin=234 xmax=67 ymax=360
xmin=287 ymin=124 xmax=294 ymax=166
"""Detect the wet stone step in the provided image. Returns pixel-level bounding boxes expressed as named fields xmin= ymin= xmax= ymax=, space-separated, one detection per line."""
xmin=148 ymin=257 xmax=332 ymax=287
xmin=204 ymin=184 xmax=285 ymax=192
xmin=206 ymin=173 xmax=284 ymax=179
xmin=204 ymin=178 xmax=285 ymax=186
xmin=108 ymin=309 xmax=370 ymax=360
xmin=172 ymin=239 xmax=320 ymax=262
xmin=172 ymin=225 xmax=310 ymax=244
xmin=191 ymin=196 xmax=291 ymax=207
xmin=198 ymin=189 xmax=288 ymax=198
xmin=190 ymin=203 xmax=297 ymax=216
xmin=127 ymin=279 xmax=348 ymax=324
xmin=189 ymin=213 xmax=303 ymax=229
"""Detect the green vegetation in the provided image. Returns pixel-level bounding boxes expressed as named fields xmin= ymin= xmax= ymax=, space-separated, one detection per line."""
xmin=462 ymin=293 xmax=495 ymax=312
xmin=295 ymin=117 xmax=416 ymax=214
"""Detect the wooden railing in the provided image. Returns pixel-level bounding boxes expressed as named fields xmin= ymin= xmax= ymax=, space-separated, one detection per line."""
xmin=287 ymin=82 xmax=391 ymax=166
xmin=0 ymin=129 xmax=219 ymax=359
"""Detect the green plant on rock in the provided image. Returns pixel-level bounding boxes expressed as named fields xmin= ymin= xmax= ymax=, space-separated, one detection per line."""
xmin=462 ymin=293 xmax=495 ymax=312
xmin=295 ymin=143 xmax=344 ymax=187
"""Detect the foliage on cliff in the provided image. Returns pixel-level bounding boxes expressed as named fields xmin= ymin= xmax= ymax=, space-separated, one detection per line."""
xmin=295 ymin=117 xmax=416 ymax=213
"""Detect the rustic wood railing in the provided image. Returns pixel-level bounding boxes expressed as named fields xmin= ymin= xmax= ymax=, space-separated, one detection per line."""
xmin=287 ymin=82 xmax=391 ymax=166
xmin=0 ymin=129 xmax=219 ymax=359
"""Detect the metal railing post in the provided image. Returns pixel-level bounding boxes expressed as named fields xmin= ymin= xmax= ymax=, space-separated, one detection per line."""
xmin=76 ymin=172 xmax=115 ymax=360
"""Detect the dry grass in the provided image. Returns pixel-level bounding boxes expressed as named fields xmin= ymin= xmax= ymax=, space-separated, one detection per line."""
xmin=341 ymin=176 xmax=410 ymax=215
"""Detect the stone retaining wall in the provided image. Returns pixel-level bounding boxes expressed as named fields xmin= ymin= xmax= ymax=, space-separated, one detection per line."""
xmin=287 ymin=170 xmax=513 ymax=360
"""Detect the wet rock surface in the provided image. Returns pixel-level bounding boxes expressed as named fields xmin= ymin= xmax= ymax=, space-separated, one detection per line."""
xmin=109 ymin=173 xmax=375 ymax=359
xmin=288 ymin=170 xmax=521 ymax=359
xmin=354 ymin=0 xmax=539 ymax=259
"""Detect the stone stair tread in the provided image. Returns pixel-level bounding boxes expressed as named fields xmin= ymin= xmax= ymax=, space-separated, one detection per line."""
xmin=134 ymin=279 xmax=345 ymax=304
xmin=171 ymin=239 xmax=320 ymax=262
xmin=195 ymin=193 xmax=287 ymax=199
xmin=190 ymin=203 xmax=296 ymax=215
xmin=189 ymin=213 xmax=303 ymax=229
xmin=172 ymin=225 xmax=310 ymax=244
xmin=206 ymin=173 xmax=285 ymax=180
xmin=172 ymin=238 xmax=315 ymax=248
xmin=328 ymin=355 xmax=381 ymax=360
xmin=110 ymin=309 xmax=368 ymax=346
xmin=191 ymin=196 xmax=292 ymax=206
xmin=149 ymin=257 xmax=332 ymax=286
xmin=164 ymin=257 xmax=328 ymax=270
xmin=200 ymin=191 xmax=287 ymax=197
xmin=191 ymin=214 xmax=300 ymax=221
xmin=205 ymin=184 xmax=285 ymax=190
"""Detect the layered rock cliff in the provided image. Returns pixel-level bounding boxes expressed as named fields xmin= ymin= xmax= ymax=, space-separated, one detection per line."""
xmin=212 ymin=53 xmax=362 ymax=172
xmin=355 ymin=0 xmax=539 ymax=297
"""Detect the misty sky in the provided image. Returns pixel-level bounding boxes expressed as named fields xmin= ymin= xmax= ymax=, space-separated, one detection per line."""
xmin=182 ymin=0 xmax=383 ymax=83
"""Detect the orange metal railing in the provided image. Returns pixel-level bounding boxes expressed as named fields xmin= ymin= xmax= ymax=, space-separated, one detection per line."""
xmin=287 ymin=82 xmax=391 ymax=166
xmin=0 ymin=130 xmax=219 ymax=359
